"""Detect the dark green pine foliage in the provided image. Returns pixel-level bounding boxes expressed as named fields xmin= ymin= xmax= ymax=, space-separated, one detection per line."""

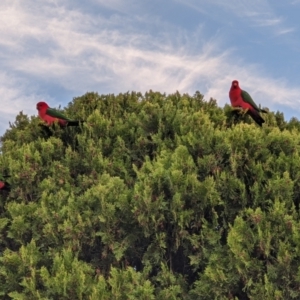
xmin=1 ymin=90 xmax=300 ymax=299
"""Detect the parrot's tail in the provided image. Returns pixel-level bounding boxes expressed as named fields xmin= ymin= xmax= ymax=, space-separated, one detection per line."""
xmin=248 ymin=109 xmax=265 ymax=127
xmin=66 ymin=120 xmax=85 ymax=126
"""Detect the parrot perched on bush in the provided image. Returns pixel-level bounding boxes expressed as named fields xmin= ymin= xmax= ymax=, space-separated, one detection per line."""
xmin=36 ymin=102 xmax=83 ymax=127
xmin=229 ymin=80 xmax=267 ymax=126
xmin=0 ymin=175 xmax=11 ymax=192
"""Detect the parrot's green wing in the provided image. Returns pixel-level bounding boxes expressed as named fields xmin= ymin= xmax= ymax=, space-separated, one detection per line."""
xmin=46 ymin=108 xmax=73 ymax=121
xmin=241 ymin=90 xmax=260 ymax=112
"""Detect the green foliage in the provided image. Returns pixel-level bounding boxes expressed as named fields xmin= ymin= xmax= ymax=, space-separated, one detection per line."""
xmin=1 ymin=90 xmax=300 ymax=299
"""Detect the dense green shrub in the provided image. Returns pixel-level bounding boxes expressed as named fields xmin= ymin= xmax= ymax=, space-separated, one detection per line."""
xmin=1 ymin=90 xmax=300 ymax=299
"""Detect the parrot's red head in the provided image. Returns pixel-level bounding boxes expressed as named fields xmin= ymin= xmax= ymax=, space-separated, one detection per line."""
xmin=231 ymin=80 xmax=239 ymax=88
xmin=36 ymin=102 xmax=49 ymax=111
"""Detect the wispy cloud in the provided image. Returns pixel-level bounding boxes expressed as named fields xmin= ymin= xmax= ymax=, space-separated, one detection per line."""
xmin=276 ymin=28 xmax=295 ymax=35
xmin=176 ymin=0 xmax=294 ymax=36
xmin=254 ymin=18 xmax=282 ymax=27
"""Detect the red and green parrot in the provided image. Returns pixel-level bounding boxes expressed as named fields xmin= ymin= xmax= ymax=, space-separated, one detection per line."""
xmin=229 ymin=80 xmax=267 ymax=126
xmin=0 ymin=175 xmax=11 ymax=192
xmin=37 ymin=102 xmax=83 ymax=127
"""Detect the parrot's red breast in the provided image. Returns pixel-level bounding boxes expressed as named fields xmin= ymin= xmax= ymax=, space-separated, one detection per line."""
xmin=229 ymin=80 xmax=252 ymax=110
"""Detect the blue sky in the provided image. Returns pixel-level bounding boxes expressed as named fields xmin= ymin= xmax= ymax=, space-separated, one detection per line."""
xmin=0 ymin=0 xmax=300 ymax=134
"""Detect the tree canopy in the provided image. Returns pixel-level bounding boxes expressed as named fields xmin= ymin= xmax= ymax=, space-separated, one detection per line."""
xmin=1 ymin=90 xmax=300 ymax=299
